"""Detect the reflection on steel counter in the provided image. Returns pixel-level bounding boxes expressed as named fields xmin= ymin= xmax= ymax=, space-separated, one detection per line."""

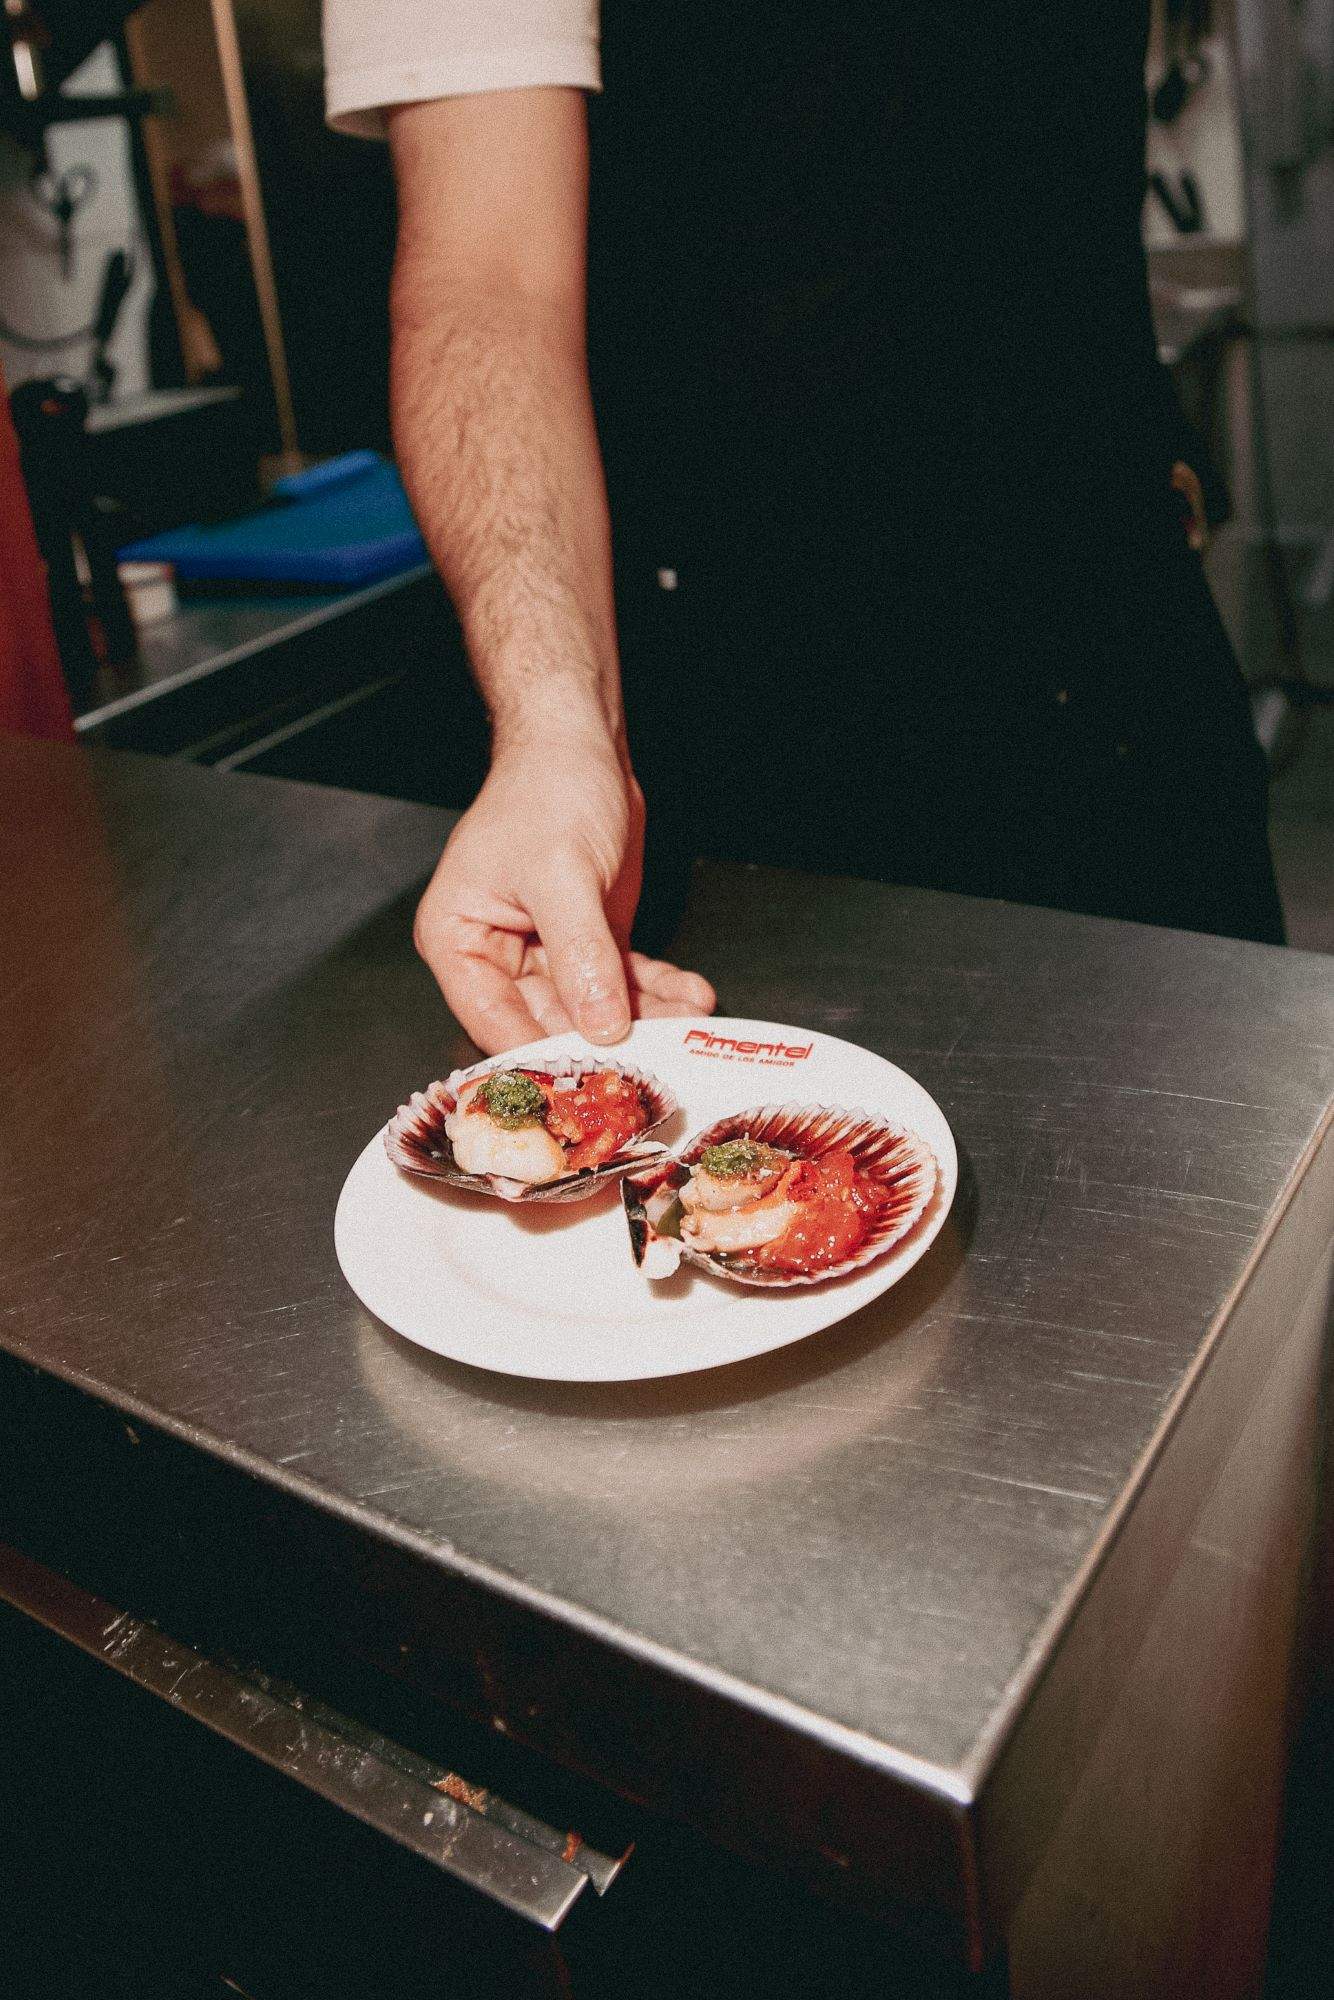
xmin=0 ymin=735 xmax=1331 ymax=1997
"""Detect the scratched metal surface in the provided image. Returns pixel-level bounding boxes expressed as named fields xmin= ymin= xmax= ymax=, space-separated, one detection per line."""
xmin=3 ymin=734 xmax=1332 ymax=1801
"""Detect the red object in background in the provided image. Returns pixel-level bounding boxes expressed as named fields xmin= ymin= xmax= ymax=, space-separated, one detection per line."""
xmin=0 ymin=362 xmax=75 ymax=743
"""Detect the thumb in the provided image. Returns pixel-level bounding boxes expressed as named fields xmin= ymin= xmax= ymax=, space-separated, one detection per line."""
xmin=529 ymin=865 xmax=632 ymax=1045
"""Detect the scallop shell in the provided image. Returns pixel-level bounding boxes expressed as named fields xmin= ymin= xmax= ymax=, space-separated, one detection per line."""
xmin=385 ymin=1058 xmax=678 ymax=1203
xmin=623 ymin=1102 xmax=937 ymax=1286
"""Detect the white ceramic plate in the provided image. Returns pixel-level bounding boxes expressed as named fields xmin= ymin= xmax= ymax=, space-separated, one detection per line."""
xmin=335 ymin=1018 xmax=957 ymax=1383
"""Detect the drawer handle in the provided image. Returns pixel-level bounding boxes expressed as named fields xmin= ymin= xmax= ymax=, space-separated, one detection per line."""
xmin=0 ymin=1538 xmax=627 ymax=1931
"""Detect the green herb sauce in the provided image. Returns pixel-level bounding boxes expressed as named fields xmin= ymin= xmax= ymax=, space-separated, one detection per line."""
xmin=698 ymin=1138 xmax=786 ymax=1180
xmin=477 ymin=1070 xmax=548 ymax=1129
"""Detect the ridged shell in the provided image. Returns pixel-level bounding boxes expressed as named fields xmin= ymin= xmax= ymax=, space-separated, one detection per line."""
xmin=384 ymin=1058 xmax=678 ymax=1203
xmin=623 ymin=1102 xmax=938 ymax=1286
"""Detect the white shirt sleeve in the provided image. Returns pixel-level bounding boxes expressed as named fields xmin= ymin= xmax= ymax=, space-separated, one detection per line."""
xmin=323 ymin=0 xmax=601 ymax=139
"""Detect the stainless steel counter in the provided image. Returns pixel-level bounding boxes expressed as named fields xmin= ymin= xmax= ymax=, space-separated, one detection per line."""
xmin=2 ymin=734 xmax=1331 ymax=1993
xmin=73 ymin=565 xmax=434 ymax=739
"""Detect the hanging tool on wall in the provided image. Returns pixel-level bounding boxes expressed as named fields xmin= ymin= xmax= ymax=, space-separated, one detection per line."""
xmin=1153 ymin=0 xmax=1214 ymax=125
xmin=29 ymin=162 xmax=97 ymax=280
xmin=1147 ymin=167 xmax=1206 ymax=232
xmin=86 ymin=245 xmax=133 ymax=400
xmin=1148 ymin=0 xmax=1215 ymax=234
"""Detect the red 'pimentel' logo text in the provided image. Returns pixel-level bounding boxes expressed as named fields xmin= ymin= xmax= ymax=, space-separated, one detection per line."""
xmin=684 ymin=1028 xmax=813 ymax=1060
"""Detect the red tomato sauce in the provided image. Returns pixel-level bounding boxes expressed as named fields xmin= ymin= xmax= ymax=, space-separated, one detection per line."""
xmin=543 ymin=1071 xmax=649 ymax=1171
xmin=755 ymin=1150 xmax=879 ymax=1272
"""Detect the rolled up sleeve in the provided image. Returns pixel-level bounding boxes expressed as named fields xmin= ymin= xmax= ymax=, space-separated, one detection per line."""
xmin=324 ymin=0 xmax=601 ymax=138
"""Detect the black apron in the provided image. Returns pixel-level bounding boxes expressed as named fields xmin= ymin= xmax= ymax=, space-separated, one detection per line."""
xmin=586 ymin=3 xmax=1283 ymax=947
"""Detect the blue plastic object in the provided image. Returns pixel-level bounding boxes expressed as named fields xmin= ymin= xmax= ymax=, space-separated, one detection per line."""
xmin=118 ymin=452 xmax=428 ymax=588
xmin=268 ymin=449 xmax=383 ymax=502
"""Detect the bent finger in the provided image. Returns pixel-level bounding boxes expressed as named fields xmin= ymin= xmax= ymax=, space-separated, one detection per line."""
xmin=628 ymin=952 xmax=717 ymax=1015
xmin=441 ymin=955 xmax=544 ymax=1055
xmin=516 ymin=972 xmax=575 ymax=1038
xmin=417 ymin=916 xmax=544 ymax=1054
xmin=529 ymin=874 xmax=632 ymax=1045
xmin=634 ymin=991 xmax=720 ymax=1022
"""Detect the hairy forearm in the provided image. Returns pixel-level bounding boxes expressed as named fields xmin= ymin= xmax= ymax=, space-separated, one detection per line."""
xmin=390 ymin=259 xmax=622 ymax=759
xmin=380 ymin=95 xmax=709 ymax=1052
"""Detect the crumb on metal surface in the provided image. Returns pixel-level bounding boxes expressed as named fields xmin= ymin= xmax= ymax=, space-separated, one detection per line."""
xmin=435 ymin=1770 xmax=490 ymax=1813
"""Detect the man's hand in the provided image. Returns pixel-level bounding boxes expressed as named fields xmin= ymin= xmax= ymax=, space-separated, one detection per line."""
xmin=415 ymin=735 xmax=715 ymax=1054
xmin=388 ymin=91 xmax=710 ymax=1052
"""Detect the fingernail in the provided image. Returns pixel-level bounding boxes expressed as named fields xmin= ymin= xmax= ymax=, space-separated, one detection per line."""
xmin=582 ymin=1000 xmax=631 ymax=1043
